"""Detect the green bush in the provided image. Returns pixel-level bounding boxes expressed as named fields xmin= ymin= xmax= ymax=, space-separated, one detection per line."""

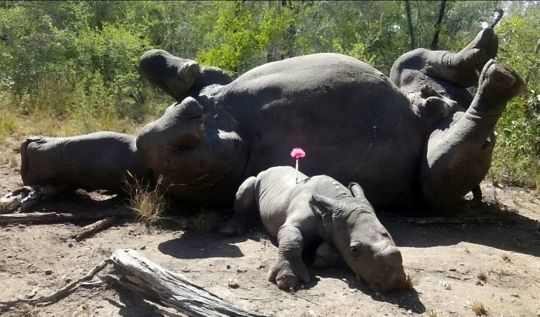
xmin=0 ymin=1 xmax=537 ymax=190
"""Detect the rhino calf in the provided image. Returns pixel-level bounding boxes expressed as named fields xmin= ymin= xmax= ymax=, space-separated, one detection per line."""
xmin=222 ymin=166 xmax=407 ymax=292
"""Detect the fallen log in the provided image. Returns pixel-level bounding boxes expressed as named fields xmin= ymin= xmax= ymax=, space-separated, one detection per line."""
xmin=107 ymin=249 xmax=265 ymax=317
xmin=0 ymin=249 xmax=265 ymax=317
xmin=0 ymin=209 xmax=133 ymax=225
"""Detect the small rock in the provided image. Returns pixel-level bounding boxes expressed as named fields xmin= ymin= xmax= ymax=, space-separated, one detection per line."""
xmin=25 ymin=289 xmax=37 ymax=299
xmin=44 ymin=269 xmax=53 ymax=275
xmin=228 ymin=278 xmax=240 ymax=289
xmin=140 ymin=246 xmax=146 ymax=250
xmin=68 ymin=243 xmax=73 ymax=248
xmin=226 ymin=264 xmax=231 ymax=269
xmin=237 ymin=269 xmax=247 ymax=273
xmin=18 ymin=224 xmax=25 ymax=229
xmin=258 ymin=264 xmax=266 ymax=269
xmin=449 ymin=268 xmax=457 ymax=272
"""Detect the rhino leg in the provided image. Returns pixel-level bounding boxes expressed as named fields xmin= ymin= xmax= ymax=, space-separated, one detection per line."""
xmin=268 ymin=224 xmax=311 ymax=291
xmin=139 ymin=49 xmax=201 ymax=101
xmin=20 ymin=132 xmax=152 ymax=194
xmin=420 ymin=60 xmax=524 ymax=211
xmin=219 ymin=176 xmax=257 ymax=236
xmin=391 ymin=28 xmax=498 ymax=89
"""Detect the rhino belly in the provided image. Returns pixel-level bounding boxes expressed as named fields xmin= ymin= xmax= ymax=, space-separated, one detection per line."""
xmin=224 ymin=54 xmax=424 ymax=209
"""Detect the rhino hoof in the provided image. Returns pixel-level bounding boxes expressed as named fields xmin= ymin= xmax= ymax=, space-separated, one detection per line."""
xmin=482 ymin=59 xmax=524 ymax=94
xmin=268 ymin=260 xmax=311 ymax=292
xmin=275 ymin=269 xmax=299 ymax=291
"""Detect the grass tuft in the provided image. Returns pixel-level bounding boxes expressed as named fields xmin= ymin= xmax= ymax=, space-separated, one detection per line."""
xmin=190 ymin=208 xmax=222 ymax=233
xmin=125 ymin=173 xmax=168 ymax=226
xmin=404 ymin=274 xmax=418 ymax=290
xmin=471 ymin=300 xmax=488 ymax=316
xmin=425 ymin=309 xmax=439 ymax=317
xmin=501 ymin=254 xmax=512 ymax=263
xmin=476 ymin=271 xmax=488 ymax=282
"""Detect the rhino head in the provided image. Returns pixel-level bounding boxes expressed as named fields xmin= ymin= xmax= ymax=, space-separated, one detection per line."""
xmin=136 ymin=96 xmax=248 ymax=205
xmin=310 ymin=184 xmax=406 ymax=291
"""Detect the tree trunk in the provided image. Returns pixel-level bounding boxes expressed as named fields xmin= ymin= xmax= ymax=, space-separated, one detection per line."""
xmin=430 ymin=0 xmax=447 ymax=50
xmin=405 ymin=0 xmax=415 ymax=50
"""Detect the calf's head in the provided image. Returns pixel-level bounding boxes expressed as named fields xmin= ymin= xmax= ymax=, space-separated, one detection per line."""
xmin=310 ymin=186 xmax=406 ymax=291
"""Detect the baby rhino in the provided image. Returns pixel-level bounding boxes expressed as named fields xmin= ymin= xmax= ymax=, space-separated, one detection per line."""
xmin=221 ymin=166 xmax=407 ymax=291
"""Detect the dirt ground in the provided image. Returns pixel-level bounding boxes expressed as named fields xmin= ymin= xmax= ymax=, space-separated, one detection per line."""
xmin=1 ymin=142 xmax=539 ymax=317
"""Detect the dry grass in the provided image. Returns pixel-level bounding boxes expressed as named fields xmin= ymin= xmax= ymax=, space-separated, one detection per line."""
xmin=190 ymin=209 xmax=222 ymax=233
xmin=425 ymin=309 xmax=439 ymax=317
xmin=501 ymin=254 xmax=512 ymax=263
xmin=471 ymin=300 xmax=488 ymax=316
xmin=439 ymin=280 xmax=452 ymax=290
xmin=476 ymin=271 xmax=488 ymax=282
xmin=125 ymin=173 xmax=168 ymax=226
xmin=404 ymin=274 xmax=418 ymax=290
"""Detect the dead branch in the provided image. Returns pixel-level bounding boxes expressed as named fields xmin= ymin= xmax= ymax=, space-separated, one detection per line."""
xmin=380 ymin=213 xmax=513 ymax=226
xmin=1 ymin=249 xmax=265 ymax=316
xmin=106 ymin=249 xmax=265 ymax=317
xmin=405 ymin=217 xmax=498 ymax=225
xmin=0 ymin=259 xmax=110 ymax=312
xmin=0 ymin=209 xmax=133 ymax=225
xmin=74 ymin=217 xmax=116 ymax=241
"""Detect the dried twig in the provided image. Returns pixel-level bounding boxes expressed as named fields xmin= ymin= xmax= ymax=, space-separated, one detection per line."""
xmin=74 ymin=217 xmax=116 ymax=241
xmin=0 ymin=259 xmax=110 ymax=312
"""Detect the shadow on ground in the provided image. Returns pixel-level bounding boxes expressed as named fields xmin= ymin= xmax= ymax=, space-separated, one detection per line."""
xmin=380 ymin=201 xmax=540 ymax=257
xmin=107 ymin=288 xmax=182 ymax=317
xmin=158 ymin=231 xmax=246 ymax=259
xmin=312 ymin=267 xmax=426 ymax=314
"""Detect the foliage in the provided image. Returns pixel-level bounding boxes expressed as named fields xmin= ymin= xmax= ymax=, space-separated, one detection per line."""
xmin=0 ymin=1 xmax=537 ymax=189
xmin=490 ymin=7 xmax=540 ymax=188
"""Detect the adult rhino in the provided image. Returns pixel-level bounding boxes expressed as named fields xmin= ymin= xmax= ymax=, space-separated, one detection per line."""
xmin=8 ymin=27 xmax=523 ymax=214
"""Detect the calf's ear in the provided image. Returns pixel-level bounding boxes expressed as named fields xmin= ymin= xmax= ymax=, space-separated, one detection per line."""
xmin=309 ymin=194 xmax=343 ymax=221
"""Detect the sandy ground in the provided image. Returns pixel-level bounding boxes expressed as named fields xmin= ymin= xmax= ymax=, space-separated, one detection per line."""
xmin=0 ymin=142 xmax=539 ymax=317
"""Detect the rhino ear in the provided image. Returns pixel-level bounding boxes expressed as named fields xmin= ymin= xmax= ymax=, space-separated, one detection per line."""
xmin=309 ymin=194 xmax=343 ymax=220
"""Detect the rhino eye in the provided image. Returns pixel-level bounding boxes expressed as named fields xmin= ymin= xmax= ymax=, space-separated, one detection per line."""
xmin=350 ymin=243 xmax=363 ymax=257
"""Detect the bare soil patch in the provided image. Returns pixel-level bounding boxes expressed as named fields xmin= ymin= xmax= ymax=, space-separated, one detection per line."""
xmin=1 ymin=144 xmax=539 ymax=317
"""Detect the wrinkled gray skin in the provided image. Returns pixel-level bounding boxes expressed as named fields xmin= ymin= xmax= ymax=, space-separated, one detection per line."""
xmin=222 ymin=166 xmax=406 ymax=291
xmin=18 ymin=28 xmax=523 ymax=213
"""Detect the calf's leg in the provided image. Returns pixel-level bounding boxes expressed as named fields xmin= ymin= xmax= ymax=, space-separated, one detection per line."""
xmin=219 ymin=176 xmax=258 ymax=236
xmin=268 ymin=224 xmax=311 ymax=291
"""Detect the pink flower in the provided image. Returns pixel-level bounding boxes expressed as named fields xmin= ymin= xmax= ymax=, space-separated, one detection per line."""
xmin=290 ymin=148 xmax=306 ymax=159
